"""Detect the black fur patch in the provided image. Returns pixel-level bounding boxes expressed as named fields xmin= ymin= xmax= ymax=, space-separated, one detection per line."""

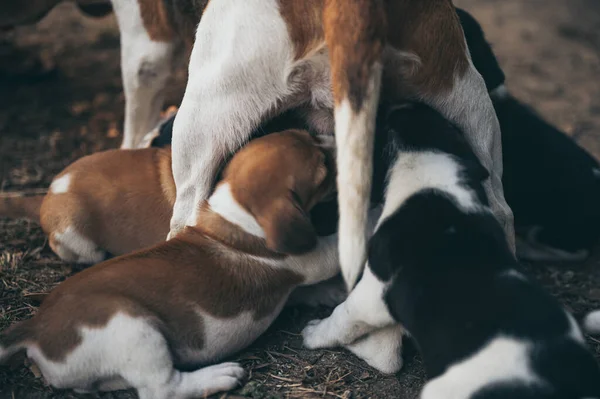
xmin=456 ymin=8 xmax=505 ymax=93
xmin=496 ymin=94 xmax=600 ymax=252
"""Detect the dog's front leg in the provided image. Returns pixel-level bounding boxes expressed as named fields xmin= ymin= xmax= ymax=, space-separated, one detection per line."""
xmin=302 ymin=266 xmax=399 ymax=349
xmin=168 ymin=0 xmax=301 ymax=236
xmin=112 ymin=0 xmax=176 ymax=149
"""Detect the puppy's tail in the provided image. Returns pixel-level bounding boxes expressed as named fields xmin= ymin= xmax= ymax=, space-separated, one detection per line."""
xmin=583 ymin=310 xmax=600 ymax=335
xmin=324 ymin=0 xmax=386 ymax=290
xmin=0 ymin=190 xmax=45 ymax=220
xmin=0 ymin=319 xmax=36 ymax=364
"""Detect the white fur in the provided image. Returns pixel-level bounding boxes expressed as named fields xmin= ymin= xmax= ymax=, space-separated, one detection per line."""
xmin=584 ymin=310 xmax=600 ymax=335
xmin=420 ymin=337 xmax=541 ymax=399
xmin=111 ymin=0 xmax=176 ymax=149
xmin=378 ymin=152 xmax=481 ymax=229
xmin=489 ymin=84 xmax=509 ymax=101
xmin=50 ymin=173 xmax=71 ymax=194
xmin=52 ymin=226 xmax=105 ymax=264
xmin=500 ymin=269 xmax=528 ymax=281
xmin=566 ymin=312 xmax=586 ymax=343
xmin=27 ymin=312 xmax=245 ymax=398
xmin=303 ymin=266 xmax=396 ymax=352
xmin=345 ymin=324 xmax=405 ymax=374
xmin=169 ymin=0 xmax=299 ymax=235
xmin=335 ymin=64 xmax=382 ymax=291
xmin=208 ymin=183 xmax=265 ymax=238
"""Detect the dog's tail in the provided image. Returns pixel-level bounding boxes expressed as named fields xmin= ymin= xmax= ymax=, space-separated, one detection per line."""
xmin=324 ymin=0 xmax=386 ymax=290
xmin=0 ymin=319 xmax=36 ymax=364
xmin=0 ymin=190 xmax=45 ymax=220
xmin=583 ymin=310 xmax=600 ymax=335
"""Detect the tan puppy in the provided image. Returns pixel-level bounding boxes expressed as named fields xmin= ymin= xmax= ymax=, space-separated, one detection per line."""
xmin=0 ymin=145 xmax=174 ymax=263
xmin=0 ymin=130 xmax=352 ymax=398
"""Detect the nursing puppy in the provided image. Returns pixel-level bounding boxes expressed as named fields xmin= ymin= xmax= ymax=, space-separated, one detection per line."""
xmin=0 ymin=130 xmax=354 ymax=398
xmin=457 ymin=8 xmax=600 ymax=262
xmin=302 ymin=104 xmax=600 ymax=398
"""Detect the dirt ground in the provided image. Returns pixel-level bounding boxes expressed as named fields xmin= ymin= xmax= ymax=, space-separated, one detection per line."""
xmin=1 ymin=0 xmax=600 ymax=398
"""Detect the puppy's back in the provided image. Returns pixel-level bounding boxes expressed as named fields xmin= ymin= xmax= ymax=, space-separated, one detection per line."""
xmin=40 ymin=147 xmax=174 ymax=258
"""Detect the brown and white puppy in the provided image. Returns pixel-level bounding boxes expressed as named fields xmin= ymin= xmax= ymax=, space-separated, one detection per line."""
xmin=0 ymin=130 xmax=356 ymax=398
xmin=107 ymin=0 xmax=513 ymax=292
xmin=0 ymin=145 xmax=173 ymax=263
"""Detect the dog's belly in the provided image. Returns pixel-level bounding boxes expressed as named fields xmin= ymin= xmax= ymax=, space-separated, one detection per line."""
xmin=174 ymin=304 xmax=287 ymax=368
xmin=285 ymin=45 xmax=418 ymax=136
xmin=286 ymin=49 xmax=335 ymax=135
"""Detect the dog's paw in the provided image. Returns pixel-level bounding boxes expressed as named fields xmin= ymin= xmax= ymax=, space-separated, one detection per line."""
xmin=302 ymin=319 xmax=335 ymax=349
xmin=198 ymin=362 xmax=246 ymax=396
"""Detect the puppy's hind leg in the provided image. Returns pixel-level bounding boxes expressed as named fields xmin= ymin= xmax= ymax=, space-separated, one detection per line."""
xmin=111 ymin=0 xmax=176 ymax=149
xmin=91 ymin=314 xmax=244 ymax=399
xmin=169 ymin=0 xmax=298 ymax=236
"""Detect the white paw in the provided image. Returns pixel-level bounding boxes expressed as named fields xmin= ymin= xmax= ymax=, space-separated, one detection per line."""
xmin=302 ymin=319 xmax=335 ymax=349
xmin=200 ymin=362 xmax=245 ymax=396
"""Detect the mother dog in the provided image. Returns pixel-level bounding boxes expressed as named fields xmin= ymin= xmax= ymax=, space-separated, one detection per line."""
xmin=111 ymin=0 xmax=514 ymax=289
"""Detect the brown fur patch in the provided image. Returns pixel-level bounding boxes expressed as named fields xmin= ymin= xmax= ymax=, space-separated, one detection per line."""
xmin=384 ymin=0 xmax=470 ymax=97
xmin=278 ymin=0 xmax=325 ymax=60
xmin=225 ymin=130 xmax=335 ymax=254
xmin=323 ymin=0 xmax=386 ymax=110
xmin=40 ymin=147 xmax=174 ymax=257
xmin=138 ymin=0 xmax=176 ymax=41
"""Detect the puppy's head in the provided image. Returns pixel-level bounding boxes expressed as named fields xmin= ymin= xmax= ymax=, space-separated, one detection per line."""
xmin=385 ymin=103 xmax=490 ymax=183
xmin=220 ymin=130 xmax=336 ymax=254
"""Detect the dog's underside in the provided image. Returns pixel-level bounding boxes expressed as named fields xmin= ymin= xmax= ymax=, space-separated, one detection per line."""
xmin=109 ymin=0 xmax=514 ymax=290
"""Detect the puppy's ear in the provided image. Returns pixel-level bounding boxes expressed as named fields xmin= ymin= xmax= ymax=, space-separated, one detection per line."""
xmin=464 ymin=157 xmax=490 ymax=182
xmin=260 ymin=197 xmax=318 ymax=255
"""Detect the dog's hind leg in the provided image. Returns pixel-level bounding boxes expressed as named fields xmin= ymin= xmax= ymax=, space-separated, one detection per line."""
xmin=424 ymin=64 xmax=514 ymax=251
xmin=112 ymin=0 xmax=176 ymax=149
xmin=169 ymin=0 xmax=298 ymax=237
xmin=385 ymin=0 xmax=514 ymax=251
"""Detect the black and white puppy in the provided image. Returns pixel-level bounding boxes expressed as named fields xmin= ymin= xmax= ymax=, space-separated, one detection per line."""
xmin=302 ymin=103 xmax=600 ymax=399
xmin=458 ymin=8 xmax=600 ymax=262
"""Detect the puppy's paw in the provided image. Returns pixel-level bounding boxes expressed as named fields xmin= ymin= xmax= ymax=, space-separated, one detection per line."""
xmin=302 ymin=318 xmax=336 ymax=349
xmin=198 ymin=362 xmax=246 ymax=396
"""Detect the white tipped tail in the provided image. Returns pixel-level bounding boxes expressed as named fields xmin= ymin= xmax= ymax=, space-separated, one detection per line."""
xmin=583 ymin=310 xmax=600 ymax=335
xmin=324 ymin=0 xmax=386 ymax=291
xmin=334 ymin=68 xmax=382 ymax=290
